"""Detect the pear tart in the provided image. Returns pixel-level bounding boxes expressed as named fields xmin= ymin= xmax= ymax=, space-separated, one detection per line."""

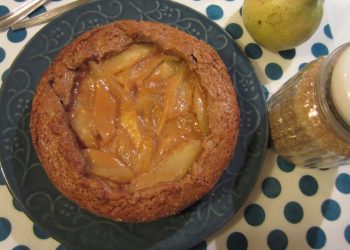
xmin=30 ymin=20 xmax=239 ymax=222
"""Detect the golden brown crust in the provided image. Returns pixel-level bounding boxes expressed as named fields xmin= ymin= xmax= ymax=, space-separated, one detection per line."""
xmin=30 ymin=20 xmax=239 ymax=222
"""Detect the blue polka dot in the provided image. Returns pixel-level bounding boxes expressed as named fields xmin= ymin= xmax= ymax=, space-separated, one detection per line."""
xmin=12 ymin=198 xmax=23 ymax=212
xmin=225 ymin=23 xmax=243 ymax=40
xmin=261 ymin=85 xmax=269 ymax=100
xmin=189 ymin=241 xmax=207 ymax=250
xmin=321 ymin=199 xmax=340 ymax=221
xmin=279 ymin=49 xmax=296 ymax=60
xmin=239 ymin=7 xmax=242 ymax=16
xmin=311 ymin=43 xmax=329 ymax=58
xmin=306 ymin=227 xmax=326 ymax=249
xmin=244 ymin=204 xmax=265 ymax=226
xmin=0 ymin=5 xmax=10 ymax=17
xmin=324 ymin=24 xmax=333 ymax=39
xmin=336 ymin=173 xmax=350 ymax=194
xmin=0 ymin=173 xmax=5 ymax=185
xmin=277 ymin=156 xmax=295 ymax=172
xmin=299 ymin=175 xmax=318 ymax=196
xmin=206 ymin=5 xmax=223 ymax=20
xmin=33 ymin=224 xmax=49 ymax=239
xmin=267 ymin=230 xmax=288 ymax=250
xmin=299 ymin=63 xmax=307 ymax=70
xmin=0 ymin=217 xmax=11 ymax=241
xmin=7 ymin=29 xmax=27 ymax=43
xmin=2 ymin=68 xmax=10 ymax=83
xmin=28 ymin=6 xmax=47 ymax=18
xmin=265 ymin=63 xmax=283 ymax=80
xmin=262 ymin=177 xmax=281 ymax=198
xmin=245 ymin=43 xmax=263 ymax=59
xmin=227 ymin=232 xmax=247 ymax=250
xmin=12 ymin=246 xmax=30 ymax=250
xmin=0 ymin=47 xmax=5 ymax=63
xmin=284 ymin=201 xmax=303 ymax=224
xmin=345 ymin=225 xmax=350 ymax=244
xmin=56 ymin=244 xmax=72 ymax=250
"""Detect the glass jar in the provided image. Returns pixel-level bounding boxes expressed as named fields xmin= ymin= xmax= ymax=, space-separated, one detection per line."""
xmin=268 ymin=43 xmax=350 ymax=168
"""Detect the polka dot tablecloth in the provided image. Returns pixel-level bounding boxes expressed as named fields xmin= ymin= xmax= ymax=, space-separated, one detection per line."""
xmin=0 ymin=0 xmax=350 ymax=250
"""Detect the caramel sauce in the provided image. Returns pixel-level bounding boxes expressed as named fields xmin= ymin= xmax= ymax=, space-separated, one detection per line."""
xmin=70 ymin=44 xmax=208 ymax=190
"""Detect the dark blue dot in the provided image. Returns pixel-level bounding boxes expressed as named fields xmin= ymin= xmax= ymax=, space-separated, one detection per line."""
xmin=244 ymin=204 xmax=265 ymax=226
xmin=306 ymin=227 xmax=326 ymax=249
xmin=0 ymin=47 xmax=5 ymax=63
xmin=299 ymin=175 xmax=318 ymax=196
xmin=284 ymin=201 xmax=303 ymax=224
xmin=2 ymin=68 xmax=10 ymax=83
xmin=56 ymin=244 xmax=72 ymax=250
xmin=189 ymin=241 xmax=207 ymax=250
xmin=28 ymin=6 xmax=47 ymax=18
xmin=7 ymin=29 xmax=27 ymax=43
xmin=277 ymin=156 xmax=295 ymax=172
xmin=0 ymin=218 xmax=11 ymax=241
xmin=265 ymin=63 xmax=283 ymax=80
xmin=262 ymin=177 xmax=281 ymax=198
xmin=227 ymin=232 xmax=248 ymax=250
xmin=267 ymin=230 xmax=288 ymax=250
xmin=345 ymin=225 xmax=350 ymax=244
xmin=261 ymin=84 xmax=269 ymax=100
xmin=12 ymin=198 xmax=23 ymax=212
xmin=321 ymin=199 xmax=340 ymax=221
xmin=12 ymin=246 xmax=30 ymax=250
xmin=206 ymin=5 xmax=223 ymax=20
xmin=245 ymin=43 xmax=263 ymax=59
xmin=14 ymin=0 xmax=26 ymax=2
xmin=311 ymin=43 xmax=329 ymax=58
xmin=225 ymin=23 xmax=243 ymax=39
xmin=0 ymin=172 xmax=5 ymax=185
xmin=323 ymin=24 xmax=333 ymax=39
xmin=0 ymin=5 xmax=10 ymax=17
xmin=336 ymin=173 xmax=350 ymax=194
xmin=298 ymin=63 xmax=307 ymax=70
xmin=279 ymin=49 xmax=296 ymax=60
xmin=239 ymin=7 xmax=242 ymax=16
xmin=33 ymin=224 xmax=49 ymax=239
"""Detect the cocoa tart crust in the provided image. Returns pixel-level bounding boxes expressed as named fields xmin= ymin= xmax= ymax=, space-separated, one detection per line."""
xmin=30 ymin=20 xmax=240 ymax=222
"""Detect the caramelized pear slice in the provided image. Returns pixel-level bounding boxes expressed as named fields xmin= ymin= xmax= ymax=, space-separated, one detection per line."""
xmin=129 ymin=140 xmax=202 ymax=192
xmin=85 ymin=149 xmax=134 ymax=183
xmin=193 ymin=83 xmax=209 ymax=134
xmin=134 ymin=137 xmax=154 ymax=174
xmin=92 ymin=81 xmax=118 ymax=144
xmin=120 ymin=106 xmax=142 ymax=148
xmin=103 ymin=44 xmax=155 ymax=74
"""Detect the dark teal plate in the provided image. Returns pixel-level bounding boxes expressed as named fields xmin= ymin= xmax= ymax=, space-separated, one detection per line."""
xmin=0 ymin=0 xmax=268 ymax=249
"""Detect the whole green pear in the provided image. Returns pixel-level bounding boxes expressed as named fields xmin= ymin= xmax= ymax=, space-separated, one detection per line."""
xmin=242 ymin=0 xmax=323 ymax=51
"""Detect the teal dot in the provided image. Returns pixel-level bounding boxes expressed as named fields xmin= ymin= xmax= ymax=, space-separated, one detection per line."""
xmin=265 ymin=63 xmax=283 ymax=80
xmin=262 ymin=177 xmax=281 ymax=198
xmin=239 ymin=7 xmax=242 ymax=16
xmin=311 ymin=43 xmax=329 ymax=58
xmin=244 ymin=204 xmax=265 ymax=226
xmin=0 ymin=217 xmax=11 ymax=241
xmin=33 ymin=224 xmax=49 ymax=239
xmin=227 ymin=232 xmax=248 ymax=250
xmin=321 ymin=199 xmax=340 ymax=221
xmin=299 ymin=63 xmax=307 ymax=70
xmin=261 ymin=85 xmax=269 ymax=100
xmin=206 ymin=5 xmax=223 ymax=20
xmin=324 ymin=24 xmax=333 ymax=39
xmin=0 ymin=5 xmax=9 ymax=17
xmin=267 ymin=230 xmax=288 ymax=250
xmin=277 ymin=156 xmax=295 ymax=172
xmin=189 ymin=241 xmax=207 ymax=250
xmin=7 ymin=29 xmax=27 ymax=43
xmin=28 ymin=6 xmax=47 ymax=18
xmin=306 ymin=227 xmax=326 ymax=249
xmin=245 ymin=43 xmax=263 ymax=59
xmin=12 ymin=246 xmax=30 ymax=250
xmin=225 ymin=23 xmax=243 ymax=39
xmin=279 ymin=49 xmax=296 ymax=60
xmin=336 ymin=173 xmax=350 ymax=194
xmin=345 ymin=225 xmax=350 ymax=244
xmin=0 ymin=47 xmax=5 ymax=63
xmin=284 ymin=201 xmax=303 ymax=223
xmin=299 ymin=175 xmax=318 ymax=196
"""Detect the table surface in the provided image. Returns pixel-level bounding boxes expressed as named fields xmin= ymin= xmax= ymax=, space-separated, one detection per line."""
xmin=1 ymin=1 xmax=350 ymax=250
